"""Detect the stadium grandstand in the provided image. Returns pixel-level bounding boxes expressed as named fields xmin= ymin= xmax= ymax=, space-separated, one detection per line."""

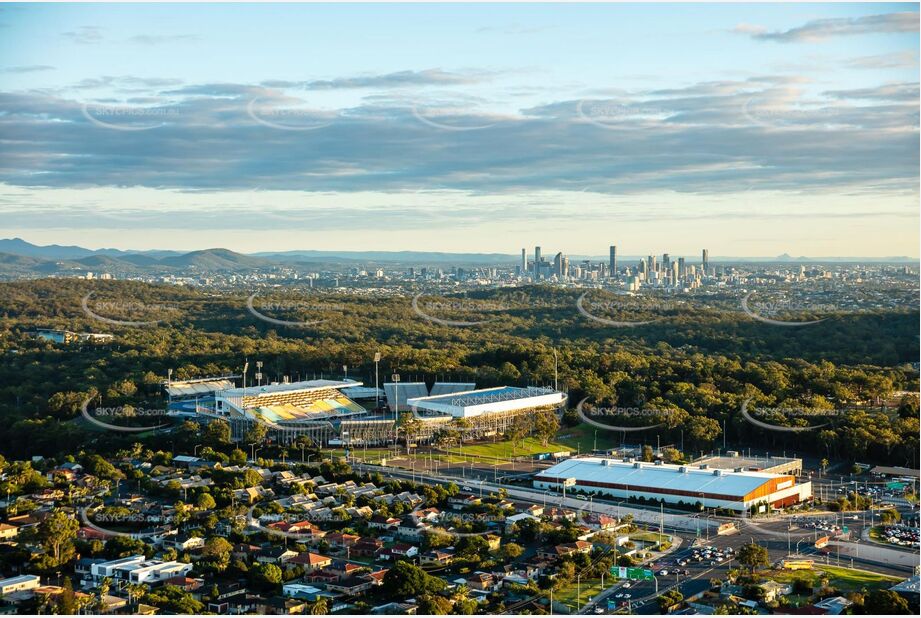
xmin=534 ymin=457 xmax=813 ymax=513
xmin=168 ymin=376 xmax=566 ymax=448
xmin=168 ymin=379 xmax=375 ymax=446
xmin=406 ymin=385 xmax=567 ymax=441
xmin=383 ymin=382 xmax=428 ymax=410
xmin=408 ymin=386 xmax=565 ymax=419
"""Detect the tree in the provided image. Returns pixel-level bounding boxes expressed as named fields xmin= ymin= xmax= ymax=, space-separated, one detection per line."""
xmin=34 ymin=509 xmax=79 ymax=570
xmin=641 ymin=445 xmax=654 ymax=462
xmin=196 ymin=493 xmax=217 ymax=510
xmin=309 ymin=597 xmax=330 ymax=615
xmin=736 ymin=543 xmax=769 ymax=573
xmin=203 ymin=419 xmax=231 ymax=447
xmin=58 ymin=576 xmax=77 ymax=614
xmin=502 ymin=542 xmax=524 ymax=561
xmin=864 ymin=589 xmax=910 ymax=614
xmin=658 ymin=589 xmax=684 ymax=612
xmin=201 ymin=536 xmax=233 ymax=562
xmin=253 ymin=562 xmax=283 ymax=588
xmin=243 ymin=422 xmax=268 ymax=445
xmin=418 ymin=594 xmax=453 ymax=615
xmin=381 ymin=561 xmax=446 ymax=597
xmin=533 ymin=408 xmax=560 ymax=447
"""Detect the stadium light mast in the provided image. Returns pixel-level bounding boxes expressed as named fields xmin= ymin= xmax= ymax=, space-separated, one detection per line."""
xmin=374 ymin=353 xmax=381 ymax=411
xmin=552 ymin=347 xmax=558 ymax=391
xmin=392 ymin=373 xmax=401 ymax=423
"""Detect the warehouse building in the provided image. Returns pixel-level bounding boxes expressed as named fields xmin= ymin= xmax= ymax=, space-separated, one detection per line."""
xmin=533 ymin=457 xmax=812 ymax=513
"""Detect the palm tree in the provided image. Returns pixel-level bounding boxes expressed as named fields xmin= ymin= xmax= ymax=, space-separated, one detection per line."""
xmin=309 ymin=597 xmax=329 ymax=614
xmin=452 ymin=583 xmax=470 ymax=601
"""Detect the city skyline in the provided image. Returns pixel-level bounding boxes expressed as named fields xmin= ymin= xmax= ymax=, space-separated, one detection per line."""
xmin=0 ymin=4 xmax=918 ymax=256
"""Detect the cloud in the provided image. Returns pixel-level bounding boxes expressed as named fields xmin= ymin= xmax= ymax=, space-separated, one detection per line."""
xmin=824 ymin=82 xmax=919 ymax=102
xmin=846 ymin=51 xmax=919 ymax=70
xmin=0 ymin=75 xmax=916 ymax=200
xmin=126 ymin=34 xmax=199 ymax=45
xmin=259 ymin=69 xmax=498 ymax=91
xmin=61 ymin=26 xmax=104 ymax=45
xmin=0 ymin=65 xmax=54 ymax=74
xmin=736 ymin=12 xmax=918 ymax=43
xmin=73 ymin=76 xmax=184 ymax=91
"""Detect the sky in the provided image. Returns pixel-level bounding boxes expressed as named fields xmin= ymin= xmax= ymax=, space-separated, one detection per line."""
xmin=0 ymin=3 xmax=918 ymax=257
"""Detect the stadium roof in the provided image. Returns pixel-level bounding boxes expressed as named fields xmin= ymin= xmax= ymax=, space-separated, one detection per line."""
xmin=408 ymin=386 xmax=565 ymax=418
xmin=219 ymin=379 xmax=359 ymax=398
xmin=535 ymin=457 xmax=787 ymax=499
xmin=166 ymin=379 xmax=236 ymax=398
xmin=429 ymin=382 xmax=476 ymax=396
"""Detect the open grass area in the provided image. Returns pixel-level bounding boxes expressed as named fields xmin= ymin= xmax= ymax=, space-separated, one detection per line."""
xmin=450 ymin=437 xmax=574 ymax=460
xmin=554 ymin=578 xmax=606 ymax=611
xmin=767 ymin=565 xmax=900 ymax=592
xmin=555 ymin=423 xmax=629 ymax=453
xmin=820 ymin=565 xmax=901 ymax=589
xmin=629 ymin=531 xmax=670 ymax=544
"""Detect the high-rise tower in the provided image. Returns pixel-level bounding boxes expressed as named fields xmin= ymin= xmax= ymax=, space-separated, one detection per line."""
xmin=609 ymin=245 xmax=617 ymax=277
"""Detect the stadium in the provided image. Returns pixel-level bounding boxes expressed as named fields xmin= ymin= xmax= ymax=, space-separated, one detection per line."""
xmin=533 ymin=457 xmax=813 ymax=513
xmin=166 ymin=377 xmax=566 ymax=447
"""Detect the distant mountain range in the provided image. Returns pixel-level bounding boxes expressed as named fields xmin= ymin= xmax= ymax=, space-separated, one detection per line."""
xmin=0 ymin=238 xmax=915 ymax=278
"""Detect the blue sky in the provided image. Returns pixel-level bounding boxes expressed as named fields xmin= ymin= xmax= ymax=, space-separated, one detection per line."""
xmin=0 ymin=3 xmax=918 ymax=256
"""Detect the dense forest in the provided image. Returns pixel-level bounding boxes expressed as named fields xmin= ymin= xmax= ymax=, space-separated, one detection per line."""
xmin=0 ymin=279 xmax=917 ymax=466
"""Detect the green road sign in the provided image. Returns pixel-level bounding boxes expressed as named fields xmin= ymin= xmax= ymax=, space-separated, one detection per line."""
xmin=610 ymin=566 xmax=655 ymax=581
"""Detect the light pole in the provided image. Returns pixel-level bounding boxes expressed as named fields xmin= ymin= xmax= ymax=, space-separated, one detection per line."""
xmin=392 ymin=373 xmax=400 ymax=423
xmin=374 ymin=353 xmax=381 ymax=411
xmin=552 ymin=347 xmax=558 ymax=392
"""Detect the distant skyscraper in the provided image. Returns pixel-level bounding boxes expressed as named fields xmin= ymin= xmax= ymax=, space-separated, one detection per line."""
xmin=702 ymin=249 xmax=709 ymax=273
xmin=609 ymin=245 xmax=617 ymax=277
xmin=534 ymin=246 xmax=542 ymax=279
xmin=553 ymin=252 xmax=564 ymax=278
xmin=663 ymin=253 xmax=670 ymax=271
xmin=678 ymin=257 xmax=686 ymax=277
xmin=521 ymin=248 xmax=526 ymax=275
